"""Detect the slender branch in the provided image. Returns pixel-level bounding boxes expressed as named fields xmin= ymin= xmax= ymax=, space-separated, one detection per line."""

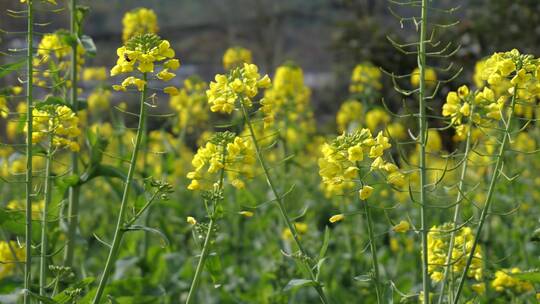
xmin=91 ymin=73 xmax=148 ymax=304
xmin=64 ymin=0 xmax=80 ymax=268
xmin=185 ymin=218 xmax=215 ymax=304
xmin=39 ymin=135 xmax=54 ymax=298
xmin=24 ymin=1 xmax=35 ymax=302
xmin=436 ymin=110 xmax=474 ymax=304
xmin=363 ymin=199 xmax=382 ymax=303
xmin=452 ymin=87 xmax=518 ymax=304
xmin=418 ymin=0 xmax=430 ymax=302
xmin=240 ymin=103 xmax=329 ymax=304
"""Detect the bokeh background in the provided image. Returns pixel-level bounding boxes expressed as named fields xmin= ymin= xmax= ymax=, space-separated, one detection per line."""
xmin=1 ymin=0 xmax=540 ymax=129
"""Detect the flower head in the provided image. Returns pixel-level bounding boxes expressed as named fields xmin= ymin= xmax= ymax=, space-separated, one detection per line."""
xmin=223 ymin=46 xmax=252 ymax=70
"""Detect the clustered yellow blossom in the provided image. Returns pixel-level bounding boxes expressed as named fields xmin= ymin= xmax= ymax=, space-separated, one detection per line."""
xmin=87 ymin=88 xmax=111 ymax=112
xmin=260 ymin=63 xmax=315 ymax=145
xmin=365 ymin=107 xmax=391 ymax=132
xmin=392 ymin=220 xmax=410 ymax=233
xmin=206 ymin=63 xmax=271 ymax=114
xmin=282 ymin=222 xmax=308 ymax=240
xmin=34 ymin=32 xmax=85 ymax=88
xmin=111 ymin=33 xmax=179 ymax=92
xmin=0 ymin=96 xmax=8 ymax=118
xmin=187 ymin=132 xmax=256 ymax=191
xmin=7 ymin=199 xmax=45 ymax=220
xmin=318 ymin=129 xmax=406 ymax=198
xmin=222 ymin=46 xmax=252 ymax=70
xmin=0 ymin=241 xmax=25 ymax=280
xmin=491 ymin=268 xmax=534 ymax=294
xmin=426 ymin=223 xmax=483 ymax=283
xmin=411 ymin=67 xmax=437 ymax=88
xmin=349 ymin=63 xmax=382 ymax=95
xmin=168 ymin=77 xmax=209 ymax=134
xmin=336 ymin=100 xmax=363 ymax=133
xmin=83 ymin=67 xmax=108 ymax=82
xmin=25 ymin=105 xmax=81 ymax=152
xmin=122 ymin=8 xmax=159 ymax=43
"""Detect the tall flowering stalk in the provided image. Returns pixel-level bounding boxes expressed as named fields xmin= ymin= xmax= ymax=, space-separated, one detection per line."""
xmin=319 ymin=129 xmax=406 ymax=303
xmin=452 ymin=50 xmax=540 ymax=303
xmin=185 ymin=132 xmax=255 ymax=303
xmin=92 ymin=33 xmax=179 ymax=304
xmin=205 ymin=63 xmax=329 ymax=302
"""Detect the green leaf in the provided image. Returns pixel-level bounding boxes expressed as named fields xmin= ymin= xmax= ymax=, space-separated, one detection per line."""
xmin=283 ymin=279 xmax=316 ymax=292
xmin=0 ymin=59 xmax=25 ymax=78
xmin=509 ymin=269 xmax=540 ymax=283
xmin=0 ymin=208 xmax=40 ymax=241
xmin=53 ymin=277 xmax=95 ymax=304
xmin=123 ymin=225 xmax=169 ymax=247
xmin=25 ymin=290 xmax=58 ymax=304
xmin=318 ymin=226 xmax=330 ymax=261
xmin=80 ymin=35 xmax=96 ymax=57
xmin=353 ymin=274 xmax=372 ymax=282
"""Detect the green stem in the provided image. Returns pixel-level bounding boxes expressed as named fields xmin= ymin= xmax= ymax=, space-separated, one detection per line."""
xmin=24 ymin=1 xmax=34 ymax=302
xmin=452 ymin=89 xmax=517 ymax=304
xmin=40 ymin=136 xmax=54 ymax=298
xmin=185 ymin=218 xmax=215 ymax=304
xmin=65 ymin=0 xmax=79 ymax=268
xmin=437 ymin=113 xmax=474 ymax=304
xmin=91 ymin=73 xmax=147 ymax=304
xmin=240 ymin=103 xmax=329 ymax=304
xmin=362 ymin=199 xmax=382 ymax=304
xmin=418 ymin=0 xmax=430 ymax=302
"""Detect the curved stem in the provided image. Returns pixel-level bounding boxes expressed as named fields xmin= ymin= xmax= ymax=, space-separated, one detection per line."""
xmin=436 ymin=114 xmax=474 ymax=304
xmin=24 ymin=1 xmax=34 ymax=302
xmin=417 ymin=0 xmax=430 ymax=302
xmin=40 ymin=136 xmax=54 ymax=298
xmin=240 ymin=104 xmax=329 ymax=304
xmin=91 ymin=73 xmax=147 ymax=304
xmin=65 ymin=0 xmax=79 ymax=268
xmin=362 ymin=199 xmax=382 ymax=303
xmin=452 ymin=89 xmax=517 ymax=304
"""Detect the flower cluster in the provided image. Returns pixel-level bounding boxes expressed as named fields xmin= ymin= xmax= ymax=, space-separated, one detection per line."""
xmin=187 ymin=132 xmax=256 ymax=191
xmin=411 ymin=67 xmax=437 ymax=88
xmin=222 ymin=46 xmax=252 ymax=70
xmin=0 ymin=241 xmax=25 ymax=280
xmin=260 ymin=63 xmax=315 ymax=146
xmin=318 ymin=129 xmax=406 ymax=197
xmin=88 ymin=88 xmax=111 ymax=112
xmin=111 ymin=33 xmax=179 ymax=91
xmin=491 ymin=268 xmax=534 ymax=294
xmin=206 ymin=63 xmax=271 ymax=114
xmin=349 ymin=63 xmax=382 ymax=95
xmin=34 ymin=31 xmax=85 ymax=88
xmin=83 ymin=67 xmax=108 ymax=82
xmin=26 ymin=104 xmax=81 ymax=152
xmin=122 ymin=8 xmax=159 ymax=43
xmin=168 ymin=77 xmax=209 ymax=134
xmin=426 ymin=223 xmax=483 ymax=283
xmin=336 ymin=99 xmax=363 ymax=133
xmin=365 ymin=107 xmax=391 ymax=132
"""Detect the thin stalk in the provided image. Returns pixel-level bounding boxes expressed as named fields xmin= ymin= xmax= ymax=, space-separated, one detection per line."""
xmin=417 ymin=0 xmax=430 ymax=302
xmin=64 ymin=0 xmax=79 ymax=268
xmin=185 ymin=218 xmax=215 ymax=304
xmin=240 ymin=103 xmax=329 ymax=304
xmin=185 ymin=143 xmax=226 ymax=304
xmin=24 ymin=1 xmax=35 ymax=302
xmin=40 ymin=136 xmax=54 ymax=298
xmin=362 ymin=199 xmax=382 ymax=303
xmin=437 ymin=114 xmax=474 ymax=304
xmin=452 ymin=89 xmax=517 ymax=304
xmin=91 ymin=73 xmax=148 ymax=304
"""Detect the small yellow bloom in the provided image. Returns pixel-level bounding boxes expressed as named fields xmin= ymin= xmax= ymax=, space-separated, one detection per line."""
xmin=329 ymin=214 xmax=345 ymax=223
xmin=239 ymin=211 xmax=254 ymax=217
xmin=359 ymin=185 xmax=374 ymax=200
xmin=392 ymin=220 xmax=410 ymax=233
xmin=186 ymin=216 xmax=197 ymax=225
